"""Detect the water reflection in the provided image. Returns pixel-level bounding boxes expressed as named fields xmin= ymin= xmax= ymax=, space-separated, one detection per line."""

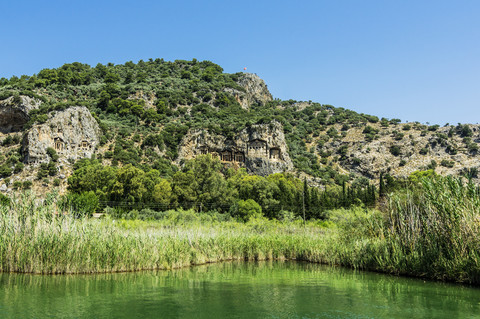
xmin=1 ymin=261 xmax=479 ymax=318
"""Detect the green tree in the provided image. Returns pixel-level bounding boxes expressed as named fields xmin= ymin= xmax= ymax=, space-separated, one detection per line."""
xmin=230 ymin=199 xmax=262 ymax=222
xmin=183 ymin=154 xmax=236 ymax=211
xmin=113 ymin=164 xmax=147 ymax=202
xmin=171 ymin=170 xmax=196 ymax=207
xmin=67 ymin=159 xmax=117 ymax=200
xmin=152 ymin=179 xmax=172 ymax=206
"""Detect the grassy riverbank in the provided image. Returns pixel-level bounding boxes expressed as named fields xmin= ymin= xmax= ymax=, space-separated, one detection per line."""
xmin=2 ymin=176 xmax=480 ymax=284
xmin=0 ymin=194 xmax=337 ymax=274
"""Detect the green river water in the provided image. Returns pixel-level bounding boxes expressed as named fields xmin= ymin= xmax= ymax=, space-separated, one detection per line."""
xmin=1 ymin=261 xmax=479 ymax=318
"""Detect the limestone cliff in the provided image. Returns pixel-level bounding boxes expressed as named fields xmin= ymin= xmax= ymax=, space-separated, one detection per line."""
xmin=177 ymin=121 xmax=293 ymax=175
xmin=0 ymin=95 xmax=41 ymax=133
xmin=226 ymin=73 xmax=273 ymax=109
xmin=22 ymin=106 xmax=101 ymax=164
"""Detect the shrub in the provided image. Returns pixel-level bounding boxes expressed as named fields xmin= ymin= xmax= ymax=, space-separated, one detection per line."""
xmin=14 ymin=162 xmax=24 ymax=173
xmin=46 ymin=147 xmax=59 ymax=161
xmin=390 ymin=145 xmax=401 ymax=156
xmin=461 ymin=167 xmax=478 ymax=179
xmin=0 ymin=193 xmax=10 ymax=206
xmin=326 ymin=127 xmax=338 ymax=138
xmin=468 ymin=143 xmax=479 ymax=154
xmin=440 ymin=159 xmax=455 ymax=168
xmin=22 ymin=180 xmax=33 ymax=189
xmin=456 ymin=124 xmax=473 ymax=137
xmin=12 ymin=181 xmax=22 ymax=190
xmin=0 ymin=164 xmax=12 ymax=178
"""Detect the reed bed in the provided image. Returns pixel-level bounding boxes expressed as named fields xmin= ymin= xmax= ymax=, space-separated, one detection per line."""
xmin=3 ymin=176 xmax=480 ymax=285
xmin=333 ymin=176 xmax=480 ymax=284
xmin=0 ymin=193 xmax=335 ymax=274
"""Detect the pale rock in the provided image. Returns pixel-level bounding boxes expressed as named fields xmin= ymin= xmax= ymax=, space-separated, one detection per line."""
xmin=177 ymin=121 xmax=293 ymax=176
xmin=0 ymin=95 xmax=41 ymax=133
xmin=22 ymin=106 xmax=101 ymax=164
xmin=224 ymin=73 xmax=273 ymax=109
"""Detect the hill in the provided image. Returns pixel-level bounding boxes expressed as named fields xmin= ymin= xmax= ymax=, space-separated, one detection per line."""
xmin=0 ymin=58 xmax=479 ymax=199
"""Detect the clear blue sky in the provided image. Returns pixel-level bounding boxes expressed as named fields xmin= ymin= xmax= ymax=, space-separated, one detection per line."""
xmin=1 ymin=0 xmax=479 ymax=125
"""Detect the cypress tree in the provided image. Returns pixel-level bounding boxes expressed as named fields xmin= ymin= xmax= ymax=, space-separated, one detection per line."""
xmin=379 ymin=172 xmax=385 ymax=197
xmin=303 ymin=178 xmax=310 ymax=218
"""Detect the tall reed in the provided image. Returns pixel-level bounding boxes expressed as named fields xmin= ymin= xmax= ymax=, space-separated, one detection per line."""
xmin=0 ymin=192 xmax=334 ymax=274
xmin=381 ymin=176 xmax=480 ymax=282
xmin=333 ymin=176 xmax=480 ymax=284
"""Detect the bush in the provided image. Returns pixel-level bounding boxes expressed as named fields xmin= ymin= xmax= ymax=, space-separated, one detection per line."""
xmin=22 ymin=180 xmax=33 ymax=189
xmin=440 ymin=159 xmax=454 ymax=168
xmin=0 ymin=164 xmax=12 ymax=178
xmin=12 ymin=181 xmax=22 ymax=190
xmin=419 ymin=148 xmax=428 ymax=155
xmin=390 ymin=145 xmax=401 ymax=156
xmin=468 ymin=143 xmax=479 ymax=154
xmin=456 ymin=124 xmax=473 ymax=137
xmin=46 ymin=147 xmax=59 ymax=161
xmin=138 ymin=208 xmax=167 ymax=220
xmin=461 ymin=167 xmax=478 ymax=179
xmin=14 ymin=162 xmax=24 ymax=173
xmin=0 ymin=193 xmax=10 ymax=206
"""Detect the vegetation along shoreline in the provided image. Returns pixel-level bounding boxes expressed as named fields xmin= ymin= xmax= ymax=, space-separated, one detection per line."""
xmin=1 ymin=59 xmax=480 ymax=285
xmin=1 ymin=173 xmax=480 ymax=286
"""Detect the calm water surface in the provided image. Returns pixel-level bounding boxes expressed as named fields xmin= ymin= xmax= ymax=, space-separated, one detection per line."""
xmin=1 ymin=261 xmax=479 ymax=318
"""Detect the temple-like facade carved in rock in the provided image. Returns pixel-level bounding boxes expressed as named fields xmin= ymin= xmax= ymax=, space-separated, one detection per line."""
xmin=177 ymin=121 xmax=293 ymax=176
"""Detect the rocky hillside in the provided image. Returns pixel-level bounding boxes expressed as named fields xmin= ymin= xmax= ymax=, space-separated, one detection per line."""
xmin=0 ymin=58 xmax=479 ymax=196
xmin=177 ymin=121 xmax=293 ymax=176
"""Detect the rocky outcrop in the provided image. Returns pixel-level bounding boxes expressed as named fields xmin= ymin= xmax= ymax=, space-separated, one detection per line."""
xmin=177 ymin=121 xmax=293 ymax=175
xmin=225 ymin=73 xmax=273 ymax=109
xmin=22 ymin=106 xmax=101 ymax=164
xmin=318 ymin=123 xmax=480 ymax=181
xmin=0 ymin=95 xmax=41 ymax=133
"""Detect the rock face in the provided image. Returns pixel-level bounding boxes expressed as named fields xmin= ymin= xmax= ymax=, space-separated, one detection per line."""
xmin=22 ymin=106 xmax=101 ymax=164
xmin=0 ymin=95 xmax=41 ymax=133
xmin=225 ymin=73 xmax=273 ymax=109
xmin=177 ymin=121 xmax=293 ymax=175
